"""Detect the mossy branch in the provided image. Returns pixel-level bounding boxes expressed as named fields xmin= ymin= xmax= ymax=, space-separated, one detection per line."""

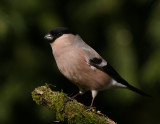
xmin=32 ymin=85 xmax=116 ymax=124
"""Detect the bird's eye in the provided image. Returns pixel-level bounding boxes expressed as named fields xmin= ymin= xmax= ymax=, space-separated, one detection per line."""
xmin=58 ymin=33 xmax=62 ymax=35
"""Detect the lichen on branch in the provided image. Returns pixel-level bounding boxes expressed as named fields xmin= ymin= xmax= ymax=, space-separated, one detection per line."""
xmin=32 ymin=85 xmax=116 ymax=124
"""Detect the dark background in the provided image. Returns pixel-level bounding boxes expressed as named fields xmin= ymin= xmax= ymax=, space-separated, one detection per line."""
xmin=0 ymin=0 xmax=160 ymax=124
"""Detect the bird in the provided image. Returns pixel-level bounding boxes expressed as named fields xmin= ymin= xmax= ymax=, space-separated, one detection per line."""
xmin=44 ymin=27 xmax=151 ymax=107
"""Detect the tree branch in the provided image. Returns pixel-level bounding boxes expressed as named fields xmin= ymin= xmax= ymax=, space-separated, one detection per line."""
xmin=32 ymin=85 xmax=116 ymax=124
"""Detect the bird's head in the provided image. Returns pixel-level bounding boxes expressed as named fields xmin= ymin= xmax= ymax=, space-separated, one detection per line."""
xmin=44 ymin=27 xmax=75 ymax=43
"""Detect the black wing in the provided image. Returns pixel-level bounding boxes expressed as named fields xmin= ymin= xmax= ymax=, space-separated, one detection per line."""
xmin=89 ymin=58 xmax=129 ymax=85
xmin=89 ymin=57 xmax=151 ymax=97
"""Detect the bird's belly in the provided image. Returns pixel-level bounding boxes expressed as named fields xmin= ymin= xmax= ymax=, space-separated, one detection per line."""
xmin=55 ymin=52 xmax=112 ymax=91
xmin=73 ymin=67 xmax=112 ymax=91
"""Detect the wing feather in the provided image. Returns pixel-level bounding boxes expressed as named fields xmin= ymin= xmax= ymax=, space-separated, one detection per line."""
xmin=89 ymin=57 xmax=151 ymax=97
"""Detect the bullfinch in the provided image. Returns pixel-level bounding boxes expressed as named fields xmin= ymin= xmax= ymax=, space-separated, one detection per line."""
xmin=44 ymin=27 xmax=151 ymax=107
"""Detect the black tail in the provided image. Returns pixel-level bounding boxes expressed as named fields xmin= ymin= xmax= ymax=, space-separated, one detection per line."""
xmin=127 ymin=84 xmax=151 ymax=97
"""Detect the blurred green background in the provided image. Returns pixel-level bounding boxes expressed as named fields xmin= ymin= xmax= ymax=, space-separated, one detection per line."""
xmin=0 ymin=0 xmax=160 ymax=124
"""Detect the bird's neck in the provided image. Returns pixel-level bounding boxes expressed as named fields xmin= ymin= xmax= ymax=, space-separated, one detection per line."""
xmin=50 ymin=34 xmax=76 ymax=58
xmin=51 ymin=34 xmax=75 ymax=48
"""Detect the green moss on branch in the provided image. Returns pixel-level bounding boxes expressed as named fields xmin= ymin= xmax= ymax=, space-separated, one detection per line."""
xmin=32 ymin=85 xmax=116 ymax=124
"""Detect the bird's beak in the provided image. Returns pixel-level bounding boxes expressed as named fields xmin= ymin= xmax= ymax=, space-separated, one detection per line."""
xmin=44 ymin=33 xmax=53 ymax=40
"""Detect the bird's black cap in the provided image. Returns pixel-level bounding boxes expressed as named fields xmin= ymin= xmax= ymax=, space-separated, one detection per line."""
xmin=44 ymin=27 xmax=75 ymax=43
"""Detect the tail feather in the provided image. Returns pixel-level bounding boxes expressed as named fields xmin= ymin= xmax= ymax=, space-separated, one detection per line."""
xmin=127 ymin=84 xmax=151 ymax=97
